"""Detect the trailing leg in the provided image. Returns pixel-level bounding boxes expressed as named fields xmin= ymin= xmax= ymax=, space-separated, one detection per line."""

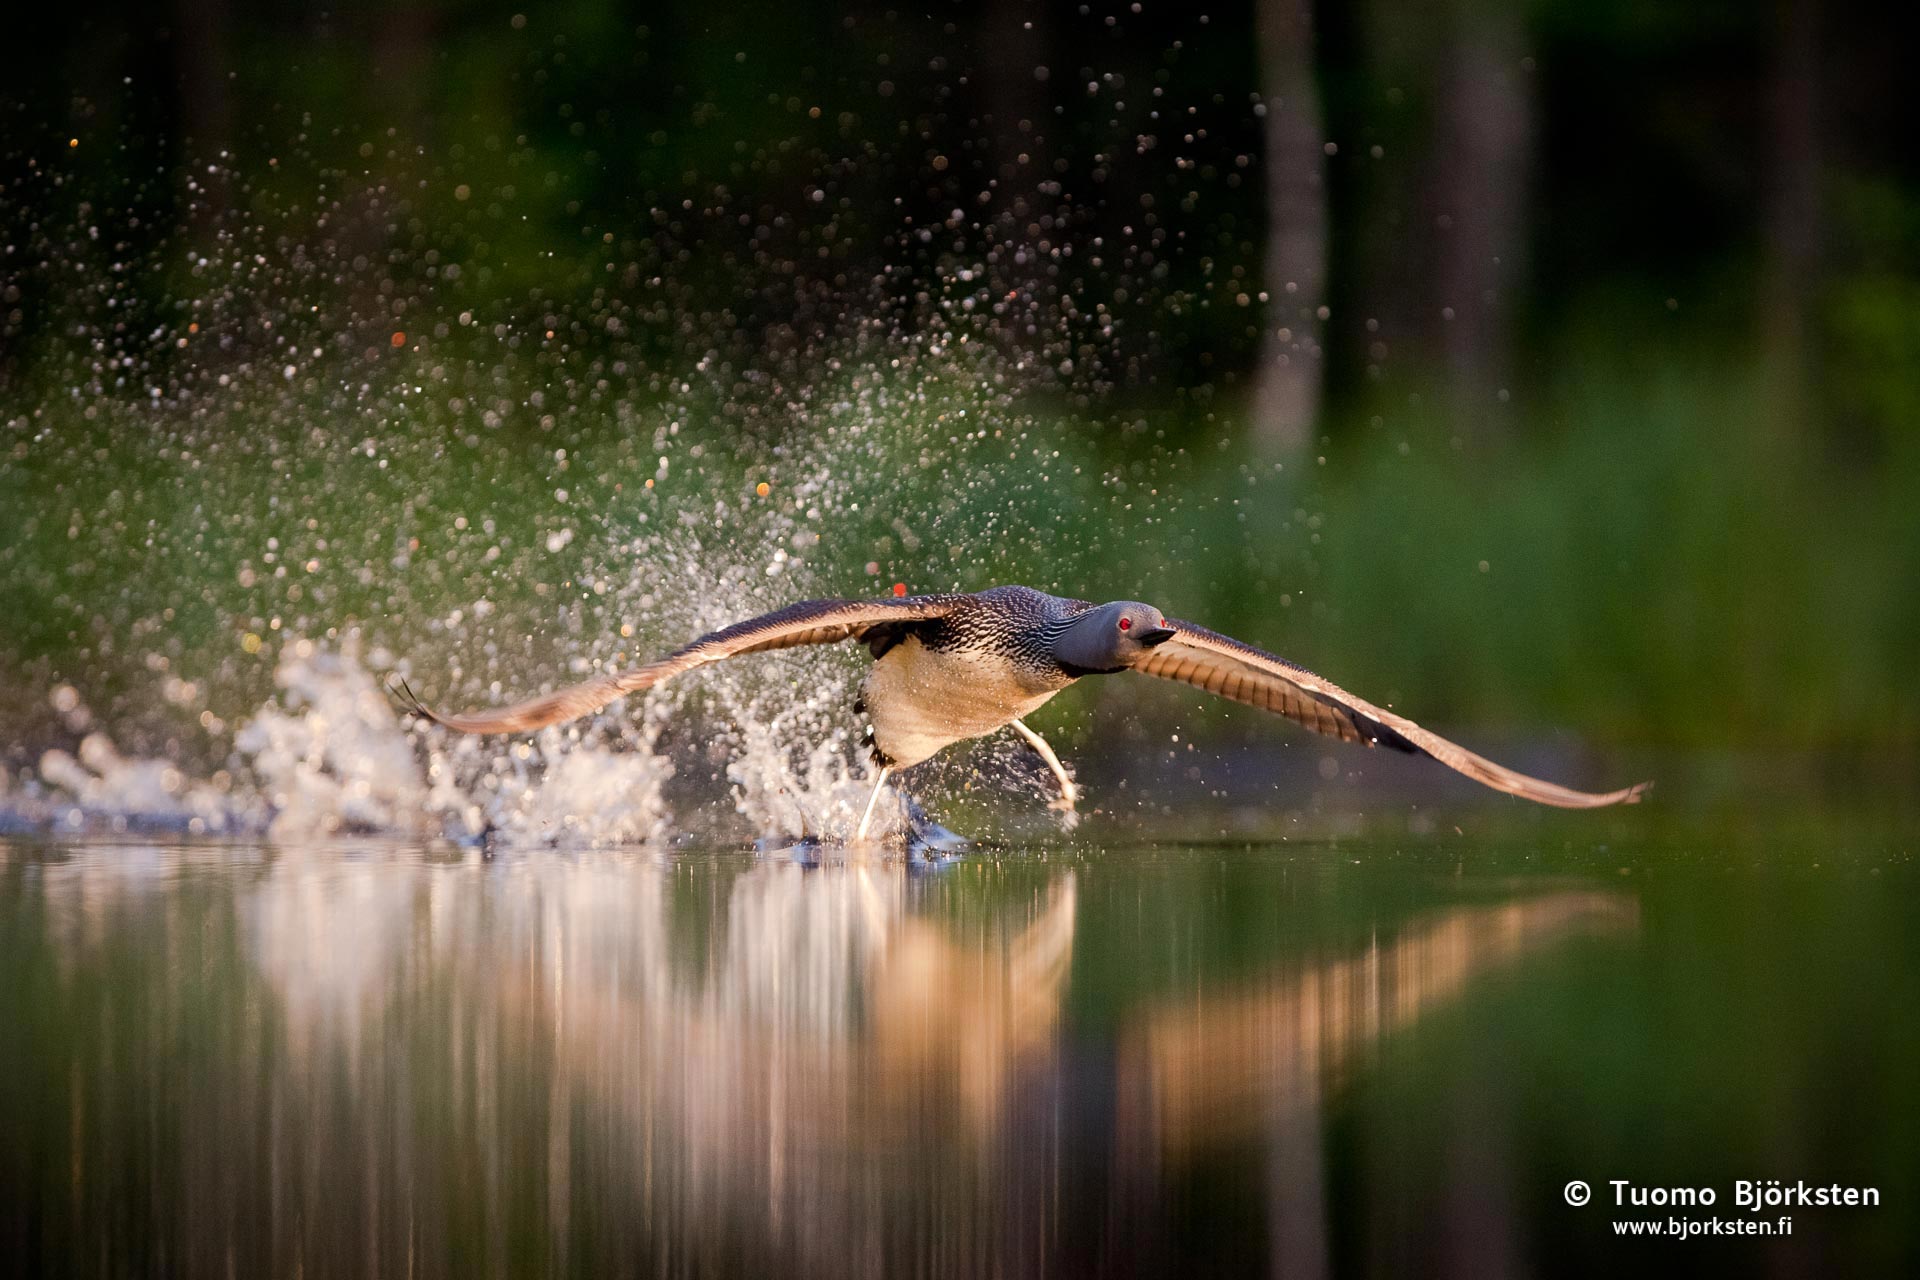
xmin=855 ymin=764 xmax=893 ymax=841
xmin=1010 ymin=719 xmax=1079 ymax=819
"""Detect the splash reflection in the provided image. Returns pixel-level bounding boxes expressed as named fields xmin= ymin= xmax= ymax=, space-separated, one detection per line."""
xmin=7 ymin=844 xmax=1635 ymax=1278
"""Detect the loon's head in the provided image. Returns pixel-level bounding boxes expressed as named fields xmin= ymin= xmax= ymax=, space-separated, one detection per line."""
xmin=1050 ymin=600 xmax=1177 ymax=673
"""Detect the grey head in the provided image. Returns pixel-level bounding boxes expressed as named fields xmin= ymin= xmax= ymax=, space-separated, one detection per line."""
xmin=1049 ymin=600 xmax=1177 ymax=674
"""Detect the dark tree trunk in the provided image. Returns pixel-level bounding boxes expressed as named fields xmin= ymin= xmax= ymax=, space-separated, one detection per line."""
xmin=979 ymin=0 xmax=1055 ymax=365
xmin=1432 ymin=10 xmax=1533 ymax=432
xmin=171 ymin=0 xmax=232 ymax=232
xmin=1762 ymin=0 xmax=1822 ymax=436
xmin=171 ymin=0 xmax=231 ymax=151
xmin=370 ymin=4 xmax=434 ymax=130
xmin=1252 ymin=0 xmax=1328 ymax=453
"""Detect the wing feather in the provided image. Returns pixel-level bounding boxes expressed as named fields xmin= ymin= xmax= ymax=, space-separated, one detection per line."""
xmin=395 ymin=594 xmax=961 ymax=735
xmin=1133 ymin=620 xmax=1648 ymax=809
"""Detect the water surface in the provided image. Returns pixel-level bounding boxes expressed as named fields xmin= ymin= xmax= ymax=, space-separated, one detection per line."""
xmin=3 ymin=829 xmax=1914 ymax=1277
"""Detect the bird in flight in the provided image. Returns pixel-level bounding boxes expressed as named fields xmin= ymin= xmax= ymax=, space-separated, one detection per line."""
xmin=393 ymin=585 xmax=1647 ymax=838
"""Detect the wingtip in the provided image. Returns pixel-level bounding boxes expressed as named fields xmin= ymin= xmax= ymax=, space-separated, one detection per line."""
xmin=1618 ymin=779 xmax=1655 ymax=805
xmin=384 ymin=673 xmax=441 ymax=727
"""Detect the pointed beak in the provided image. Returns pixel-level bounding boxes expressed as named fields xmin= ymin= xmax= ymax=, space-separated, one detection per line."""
xmin=1138 ymin=625 xmax=1177 ymax=648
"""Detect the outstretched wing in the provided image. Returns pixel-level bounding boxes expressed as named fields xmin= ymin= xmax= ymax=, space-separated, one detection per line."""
xmin=395 ymin=594 xmax=961 ymax=735
xmin=1131 ymin=620 xmax=1648 ymax=809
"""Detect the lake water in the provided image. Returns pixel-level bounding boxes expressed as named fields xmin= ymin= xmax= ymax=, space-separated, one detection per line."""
xmin=3 ymin=827 xmax=1914 ymax=1277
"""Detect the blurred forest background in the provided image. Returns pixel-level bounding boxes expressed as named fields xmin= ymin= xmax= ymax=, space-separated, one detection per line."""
xmin=1 ymin=0 xmax=1916 ymax=798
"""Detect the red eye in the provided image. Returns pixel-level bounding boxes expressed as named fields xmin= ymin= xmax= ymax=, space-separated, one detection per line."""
xmin=1118 ymin=617 xmax=1132 ymax=631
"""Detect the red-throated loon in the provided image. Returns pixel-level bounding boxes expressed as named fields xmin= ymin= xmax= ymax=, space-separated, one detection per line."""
xmin=394 ymin=585 xmax=1648 ymax=837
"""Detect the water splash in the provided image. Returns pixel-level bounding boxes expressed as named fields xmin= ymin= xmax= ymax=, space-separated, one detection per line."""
xmin=10 ymin=626 xmax=1048 ymax=845
xmin=0 ymin=130 xmax=1250 ymax=845
xmin=234 ymin=644 xmax=439 ymax=838
xmin=11 ymin=641 xmax=679 ymax=845
xmin=726 ymin=723 xmax=903 ymax=842
xmin=490 ymin=738 xmax=665 ymax=843
xmin=32 ymin=734 xmax=235 ymax=835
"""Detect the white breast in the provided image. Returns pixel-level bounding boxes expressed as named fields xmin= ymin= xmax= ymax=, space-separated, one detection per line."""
xmin=861 ymin=637 xmax=1064 ymax=769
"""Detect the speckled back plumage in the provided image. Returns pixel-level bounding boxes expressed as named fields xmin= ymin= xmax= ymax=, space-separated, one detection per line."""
xmin=906 ymin=586 xmax=1091 ymax=674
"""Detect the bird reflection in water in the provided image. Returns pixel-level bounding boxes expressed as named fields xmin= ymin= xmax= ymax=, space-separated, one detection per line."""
xmin=242 ymin=852 xmax=1085 ymax=1276
xmin=17 ymin=845 xmax=1635 ymax=1278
